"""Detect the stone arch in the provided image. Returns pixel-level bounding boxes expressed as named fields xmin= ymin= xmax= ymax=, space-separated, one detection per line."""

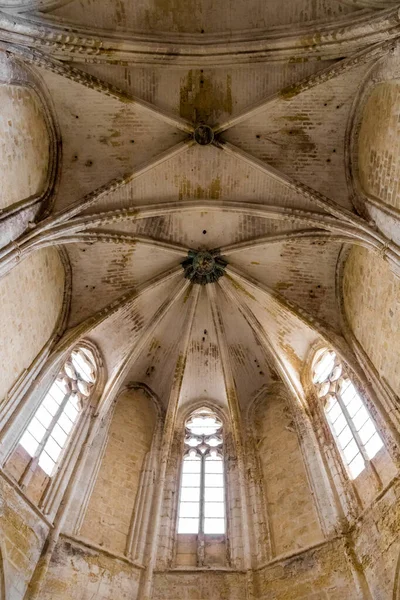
xmin=341 ymin=245 xmax=400 ymax=399
xmin=0 ymin=246 xmax=68 ymax=408
xmin=250 ymin=382 xmax=324 ymax=557
xmin=0 ymin=50 xmax=60 ymax=246
xmin=347 ymin=48 xmax=400 ymax=243
xmin=0 ymin=82 xmax=50 ymax=208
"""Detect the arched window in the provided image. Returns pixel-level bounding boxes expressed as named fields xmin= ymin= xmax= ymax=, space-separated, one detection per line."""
xmin=178 ymin=408 xmax=225 ymax=535
xmin=312 ymin=348 xmax=383 ymax=479
xmin=18 ymin=346 xmax=97 ymax=478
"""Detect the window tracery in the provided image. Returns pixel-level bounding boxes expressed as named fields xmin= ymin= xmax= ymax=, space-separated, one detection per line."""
xmin=312 ymin=348 xmax=383 ymax=479
xmin=178 ymin=408 xmax=225 ymax=535
xmin=19 ymin=346 xmax=97 ymax=478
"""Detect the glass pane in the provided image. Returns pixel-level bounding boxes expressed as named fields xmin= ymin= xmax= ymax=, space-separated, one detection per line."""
xmin=20 ymin=430 xmax=40 ymax=456
xmin=43 ymin=436 xmax=62 ymax=462
xmin=179 ymin=502 xmax=200 ymax=518
xmin=69 ymin=394 xmax=81 ymax=411
xmin=185 ymin=436 xmax=201 ymax=447
xmin=58 ymin=412 xmax=74 ymax=434
xmin=187 ymin=413 xmax=221 ymax=436
xmin=343 ymin=439 xmax=359 ymax=464
xmin=38 ymin=451 xmax=55 ymax=476
xmin=337 ymin=426 xmax=353 ymax=450
xmin=204 ymin=487 xmax=224 ymax=502
xmin=358 ymin=419 xmax=376 ymax=445
xmin=204 ymin=518 xmax=225 ymax=534
xmin=35 ymin=405 xmax=53 ymax=429
xmin=332 ymin=413 xmax=347 ymax=436
xmin=326 ymin=401 xmax=341 ymax=423
xmin=178 ymin=518 xmax=199 ymax=534
xmin=313 ymin=350 xmax=336 ymax=383
xmin=205 ymin=473 xmax=224 ymax=487
xmin=71 ymin=349 xmax=96 ymax=383
xmin=42 ymin=396 xmax=59 ymax=417
xmin=182 ymin=458 xmax=201 ymax=474
xmin=52 ymin=423 xmax=68 ymax=448
xmin=180 ymin=487 xmax=200 ymax=502
xmin=27 ymin=417 xmax=47 ymax=443
xmin=348 ymin=453 xmax=365 ymax=479
xmin=49 ymin=380 xmax=67 ymax=404
xmin=204 ymin=503 xmax=225 ymax=518
xmin=352 ymin=406 xmax=369 ymax=431
xmin=205 ymin=458 xmax=223 ymax=474
xmin=346 ymin=395 xmax=363 ymax=419
xmin=365 ymin=433 xmax=384 ymax=460
xmin=207 ymin=437 xmax=222 ymax=447
xmin=181 ymin=473 xmax=201 ymax=488
xmin=340 ymin=380 xmax=358 ymax=406
xmin=64 ymin=401 xmax=78 ymax=423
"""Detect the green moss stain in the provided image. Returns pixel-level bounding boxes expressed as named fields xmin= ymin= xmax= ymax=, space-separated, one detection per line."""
xmin=179 ymin=70 xmax=233 ymax=124
xmin=177 ymin=175 xmax=222 ymax=201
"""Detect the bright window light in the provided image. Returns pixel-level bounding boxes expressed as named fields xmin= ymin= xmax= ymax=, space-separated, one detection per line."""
xmin=178 ymin=409 xmax=225 ymax=535
xmin=18 ymin=346 xmax=97 ymax=478
xmin=313 ymin=348 xmax=385 ymax=481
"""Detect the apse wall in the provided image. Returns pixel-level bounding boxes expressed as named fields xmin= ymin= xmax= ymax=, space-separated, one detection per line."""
xmin=79 ymin=387 xmax=157 ymax=554
xmin=0 ymin=84 xmax=50 ymax=210
xmin=0 ymin=247 xmax=66 ymax=402
xmin=342 ymin=247 xmax=400 ymax=397
xmin=252 ymin=389 xmax=323 ymax=556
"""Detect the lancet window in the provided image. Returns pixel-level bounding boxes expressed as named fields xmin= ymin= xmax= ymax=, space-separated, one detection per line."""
xmin=178 ymin=408 xmax=225 ymax=535
xmin=312 ymin=348 xmax=384 ymax=479
xmin=18 ymin=346 xmax=97 ymax=478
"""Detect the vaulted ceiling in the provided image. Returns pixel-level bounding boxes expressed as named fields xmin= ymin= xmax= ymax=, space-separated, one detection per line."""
xmin=1 ymin=0 xmax=399 ymax=412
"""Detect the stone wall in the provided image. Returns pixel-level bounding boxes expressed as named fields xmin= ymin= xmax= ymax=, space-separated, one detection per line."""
xmin=79 ymin=388 xmax=157 ymax=555
xmin=343 ymin=246 xmax=400 ymax=397
xmin=358 ymin=82 xmax=400 ymax=212
xmin=0 ymin=247 xmax=65 ymax=403
xmin=0 ymin=84 xmax=50 ymax=210
xmin=254 ymin=537 xmax=361 ymax=600
xmin=352 ymin=478 xmax=400 ymax=600
xmin=0 ymin=473 xmax=49 ymax=600
xmin=152 ymin=570 xmax=246 ymax=599
xmin=40 ymin=536 xmax=142 ymax=600
xmin=252 ymin=392 xmax=323 ymax=557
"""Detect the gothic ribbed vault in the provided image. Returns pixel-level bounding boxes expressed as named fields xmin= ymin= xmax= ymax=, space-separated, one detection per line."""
xmin=1 ymin=2 xmax=400 ymax=417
